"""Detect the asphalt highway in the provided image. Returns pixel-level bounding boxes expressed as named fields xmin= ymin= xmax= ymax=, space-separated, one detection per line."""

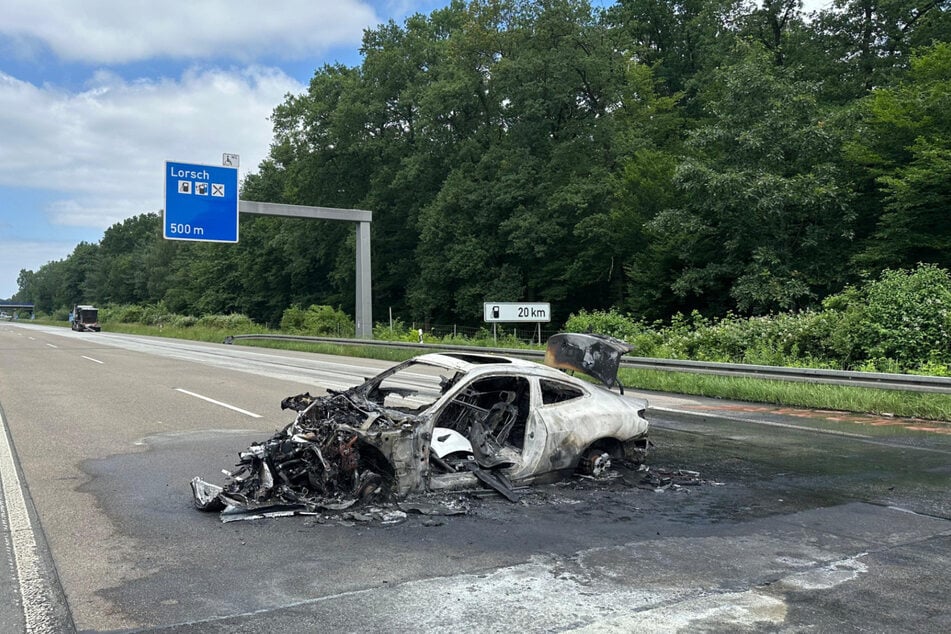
xmin=1 ymin=322 xmax=949 ymax=632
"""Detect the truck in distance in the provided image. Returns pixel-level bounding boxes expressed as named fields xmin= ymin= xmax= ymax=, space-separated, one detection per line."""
xmin=71 ymin=305 xmax=101 ymax=332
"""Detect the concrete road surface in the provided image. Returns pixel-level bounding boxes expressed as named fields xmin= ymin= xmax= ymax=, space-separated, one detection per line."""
xmin=1 ymin=322 xmax=949 ymax=632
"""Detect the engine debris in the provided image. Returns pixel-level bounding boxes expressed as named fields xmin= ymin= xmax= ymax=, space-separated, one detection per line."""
xmin=191 ymin=388 xmax=412 ymax=519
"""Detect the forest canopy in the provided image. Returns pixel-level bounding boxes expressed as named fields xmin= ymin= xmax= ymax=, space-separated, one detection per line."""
xmin=14 ymin=0 xmax=951 ymax=328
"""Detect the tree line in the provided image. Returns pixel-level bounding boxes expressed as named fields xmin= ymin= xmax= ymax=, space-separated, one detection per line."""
xmin=14 ymin=0 xmax=951 ymax=329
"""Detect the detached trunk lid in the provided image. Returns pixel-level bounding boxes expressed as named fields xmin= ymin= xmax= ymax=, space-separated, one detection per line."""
xmin=543 ymin=333 xmax=631 ymax=392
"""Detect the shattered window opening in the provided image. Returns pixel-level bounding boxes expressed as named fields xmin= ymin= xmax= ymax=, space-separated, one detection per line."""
xmin=433 ymin=375 xmax=531 ymax=452
xmin=440 ymin=353 xmax=515 ymax=365
xmin=540 ymin=379 xmax=585 ymax=405
xmin=367 ymin=362 xmax=447 ymax=413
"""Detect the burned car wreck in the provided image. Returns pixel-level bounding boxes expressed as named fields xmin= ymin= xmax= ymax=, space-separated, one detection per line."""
xmin=191 ymin=334 xmax=649 ymax=517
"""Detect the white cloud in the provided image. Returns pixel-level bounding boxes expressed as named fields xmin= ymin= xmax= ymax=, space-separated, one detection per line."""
xmin=802 ymin=1 xmax=835 ymax=12
xmin=0 ymin=239 xmax=77 ymax=299
xmin=0 ymin=65 xmax=304 ymax=229
xmin=1 ymin=0 xmax=379 ymax=63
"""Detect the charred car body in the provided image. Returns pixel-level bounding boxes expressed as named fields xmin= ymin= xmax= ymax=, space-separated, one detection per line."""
xmin=191 ymin=334 xmax=649 ymax=515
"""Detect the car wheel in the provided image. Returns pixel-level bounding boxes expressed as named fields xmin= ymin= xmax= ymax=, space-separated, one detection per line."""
xmin=577 ymin=447 xmax=612 ymax=477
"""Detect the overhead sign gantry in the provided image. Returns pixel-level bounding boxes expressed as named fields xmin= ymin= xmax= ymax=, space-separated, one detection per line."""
xmin=162 ymin=158 xmax=373 ymax=337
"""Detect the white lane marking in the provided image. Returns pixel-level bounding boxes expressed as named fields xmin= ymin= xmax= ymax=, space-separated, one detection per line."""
xmin=28 ymin=337 xmax=35 ymax=340
xmin=45 ymin=344 xmax=57 ymax=349
xmin=81 ymin=356 xmax=103 ymax=365
xmin=174 ymin=389 xmax=261 ymax=418
xmin=0 ymin=409 xmax=58 ymax=633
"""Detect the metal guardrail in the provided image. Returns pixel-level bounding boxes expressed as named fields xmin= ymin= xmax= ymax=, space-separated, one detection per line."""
xmin=620 ymin=357 xmax=951 ymax=394
xmin=223 ymin=334 xmax=951 ymax=395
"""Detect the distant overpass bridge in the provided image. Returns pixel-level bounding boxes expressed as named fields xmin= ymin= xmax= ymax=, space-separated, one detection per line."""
xmin=0 ymin=302 xmax=35 ymax=318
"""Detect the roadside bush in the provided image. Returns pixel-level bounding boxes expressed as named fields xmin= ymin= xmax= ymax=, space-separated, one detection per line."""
xmin=656 ymin=311 xmax=714 ymax=359
xmin=822 ymin=264 xmax=951 ymax=369
xmin=196 ymin=313 xmax=256 ymax=331
xmin=564 ymin=308 xmax=640 ymax=339
xmin=50 ymin=307 xmax=70 ymax=322
xmin=862 ymin=264 xmax=951 ymax=366
xmin=373 ymin=319 xmax=434 ymax=343
xmin=563 ymin=309 xmax=663 ymax=355
xmin=480 ymin=327 xmax=533 ymax=348
xmin=661 ymin=311 xmax=841 ymax=368
xmin=101 ymin=303 xmax=176 ymax=326
xmin=374 ymin=319 xmax=414 ymax=341
xmin=107 ymin=304 xmax=145 ymax=323
xmin=279 ymin=305 xmax=353 ymax=337
xmin=279 ymin=305 xmax=307 ymax=332
xmin=910 ymin=361 xmax=951 ymax=377
xmin=563 ymin=265 xmax=951 ymax=374
xmin=169 ymin=315 xmax=199 ymax=328
xmin=139 ymin=303 xmax=174 ymax=326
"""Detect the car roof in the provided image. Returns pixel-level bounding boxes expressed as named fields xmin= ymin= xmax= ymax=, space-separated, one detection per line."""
xmin=412 ymin=352 xmax=582 ymax=382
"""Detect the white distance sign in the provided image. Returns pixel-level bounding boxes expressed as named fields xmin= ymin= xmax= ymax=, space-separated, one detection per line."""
xmin=483 ymin=302 xmax=551 ymax=323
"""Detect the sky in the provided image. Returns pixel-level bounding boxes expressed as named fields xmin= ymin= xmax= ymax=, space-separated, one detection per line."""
xmin=0 ymin=0 xmax=451 ymax=300
xmin=0 ymin=0 xmax=830 ymax=301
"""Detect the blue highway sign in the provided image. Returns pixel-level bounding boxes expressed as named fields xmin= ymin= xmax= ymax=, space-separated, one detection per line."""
xmin=164 ymin=161 xmax=239 ymax=242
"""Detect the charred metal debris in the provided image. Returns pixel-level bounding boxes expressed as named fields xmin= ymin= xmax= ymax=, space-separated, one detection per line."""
xmin=191 ymin=389 xmax=421 ymax=517
xmin=190 ymin=384 xmax=531 ymax=521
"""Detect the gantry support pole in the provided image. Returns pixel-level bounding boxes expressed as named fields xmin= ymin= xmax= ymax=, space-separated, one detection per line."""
xmin=239 ymin=201 xmax=373 ymax=338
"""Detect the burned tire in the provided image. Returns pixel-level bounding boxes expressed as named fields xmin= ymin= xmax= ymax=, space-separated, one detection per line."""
xmin=356 ymin=472 xmax=384 ymax=504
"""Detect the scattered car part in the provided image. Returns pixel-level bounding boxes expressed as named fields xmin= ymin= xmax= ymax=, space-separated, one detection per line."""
xmin=430 ymin=427 xmax=473 ymax=459
xmin=189 ymin=477 xmax=225 ymax=511
xmin=544 ymin=332 xmax=632 ymax=393
xmin=636 ymin=467 xmax=705 ymax=491
xmin=398 ymin=499 xmax=470 ymax=516
xmin=466 ymin=461 xmax=521 ymax=502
